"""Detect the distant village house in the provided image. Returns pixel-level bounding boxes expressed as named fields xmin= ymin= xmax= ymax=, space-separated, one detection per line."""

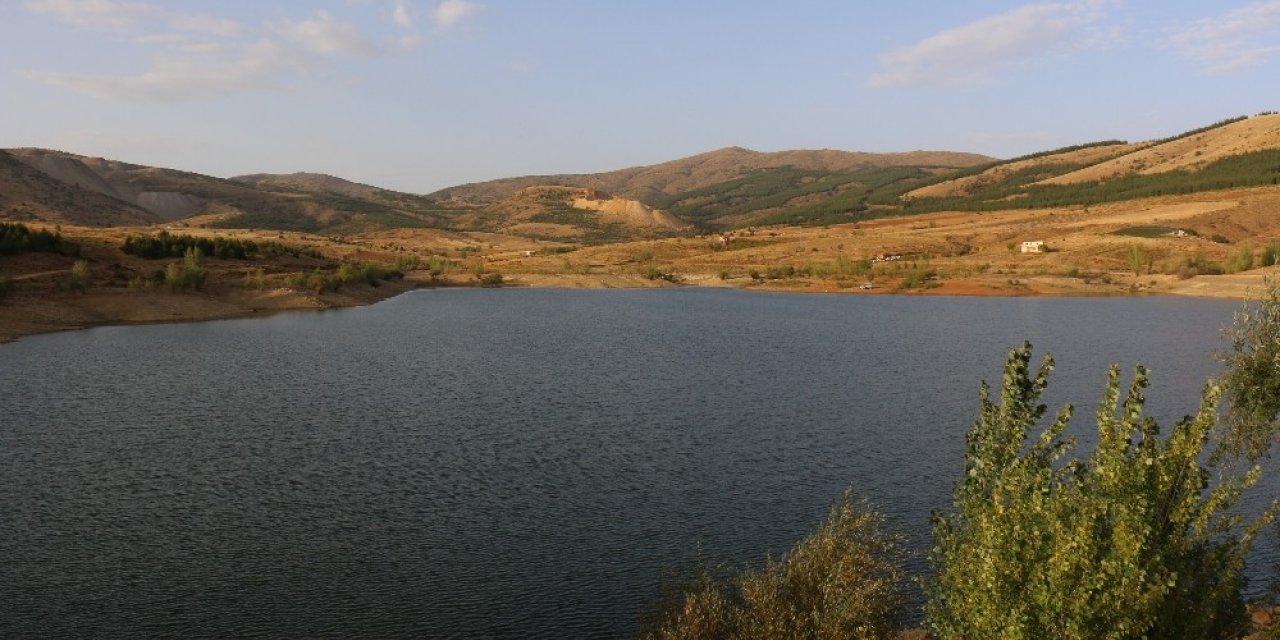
xmin=1020 ymin=241 xmax=1045 ymax=254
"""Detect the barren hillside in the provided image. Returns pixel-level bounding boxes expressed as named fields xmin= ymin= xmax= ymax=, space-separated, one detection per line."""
xmin=458 ymin=186 xmax=689 ymax=240
xmin=0 ymin=150 xmax=157 ymax=226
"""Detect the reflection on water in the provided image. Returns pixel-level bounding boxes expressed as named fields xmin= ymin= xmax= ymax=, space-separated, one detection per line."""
xmin=0 ymin=289 xmax=1262 ymax=638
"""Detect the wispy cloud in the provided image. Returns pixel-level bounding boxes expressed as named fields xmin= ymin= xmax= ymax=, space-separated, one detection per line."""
xmin=25 ymin=0 xmax=241 ymax=37
xmin=1169 ymin=1 xmax=1280 ymax=74
xmin=432 ymin=0 xmax=477 ymax=30
xmin=867 ymin=1 xmax=1112 ymax=88
xmin=24 ymin=40 xmax=294 ymax=102
xmin=168 ymin=12 xmax=241 ymax=38
xmin=274 ymin=10 xmax=377 ymax=56
xmin=392 ymin=0 xmax=413 ymax=28
xmin=24 ymin=0 xmax=156 ymax=31
xmin=21 ymin=4 xmax=401 ymax=101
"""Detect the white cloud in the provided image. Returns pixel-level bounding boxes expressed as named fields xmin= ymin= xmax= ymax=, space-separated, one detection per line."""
xmin=1169 ymin=1 xmax=1280 ymax=74
xmin=393 ymin=0 xmax=413 ymax=28
xmin=274 ymin=10 xmax=377 ymax=56
xmin=432 ymin=0 xmax=476 ymax=30
xmin=867 ymin=1 xmax=1111 ymax=88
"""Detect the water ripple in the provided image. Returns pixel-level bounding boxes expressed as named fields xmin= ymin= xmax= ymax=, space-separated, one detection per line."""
xmin=0 ymin=289 xmax=1258 ymax=638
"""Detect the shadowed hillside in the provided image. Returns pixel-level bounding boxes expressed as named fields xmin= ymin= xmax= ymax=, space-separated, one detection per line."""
xmin=0 ymin=150 xmax=157 ymax=226
xmin=5 ymin=149 xmax=455 ymax=233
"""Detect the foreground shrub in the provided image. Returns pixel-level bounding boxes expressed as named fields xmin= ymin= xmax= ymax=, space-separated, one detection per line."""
xmin=642 ymin=491 xmax=903 ymax=640
xmin=926 ymin=343 xmax=1273 ymax=640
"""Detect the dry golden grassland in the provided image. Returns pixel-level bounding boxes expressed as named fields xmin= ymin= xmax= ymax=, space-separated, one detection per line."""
xmin=4 ymin=185 xmax=1280 ymax=341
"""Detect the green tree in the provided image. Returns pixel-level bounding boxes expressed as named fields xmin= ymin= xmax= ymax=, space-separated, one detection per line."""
xmin=1220 ymin=277 xmax=1280 ymax=461
xmin=926 ymin=342 xmax=1274 ymax=640
xmin=1126 ymin=242 xmax=1148 ymax=276
xmin=164 ymin=247 xmax=207 ymax=291
xmin=68 ymin=259 xmax=90 ymax=292
xmin=1262 ymin=242 xmax=1280 ymax=267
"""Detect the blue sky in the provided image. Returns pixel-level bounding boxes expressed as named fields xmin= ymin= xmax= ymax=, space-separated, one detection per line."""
xmin=3 ymin=1 xmax=1279 ymax=193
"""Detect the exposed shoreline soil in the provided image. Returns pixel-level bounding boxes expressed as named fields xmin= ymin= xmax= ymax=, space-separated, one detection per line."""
xmin=0 ymin=267 xmax=1260 ymax=344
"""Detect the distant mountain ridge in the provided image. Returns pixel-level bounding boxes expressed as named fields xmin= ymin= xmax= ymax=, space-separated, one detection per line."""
xmin=5 ymin=114 xmax=1279 ymax=237
xmin=231 ymin=172 xmax=392 ymax=200
xmin=430 ymin=147 xmax=994 ymax=204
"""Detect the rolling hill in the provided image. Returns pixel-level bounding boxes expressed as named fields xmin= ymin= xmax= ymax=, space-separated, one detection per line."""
xmin=3 ymin=149 xmax=456 ymax=233
xmin=430 ymin=147 xmax=994 ymax=229
xmin=0 ymin=146 xmax=994 ymax=237
xmin=0 ymin=149 xmax=158 ymax=226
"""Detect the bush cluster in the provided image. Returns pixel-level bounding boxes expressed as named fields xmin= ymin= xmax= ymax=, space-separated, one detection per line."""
xmin=122 ymin=231 xmax=320 ymax=260
xmin=1177 ymin=250 xmax=1226 ymax=279
xmin=475 ymin=272 xmax=504 ymax=287
xmin=642 ymin=491 xmax=903 ymax=640
xmin=284 ymin=261 xmax=403 ymax=293
xmin=0 ymin=222 xmax=78 ymax=256
xmin=640 ymin=265 xmax=680 ymax=283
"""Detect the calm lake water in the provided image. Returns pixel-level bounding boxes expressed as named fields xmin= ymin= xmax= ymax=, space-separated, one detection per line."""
xmin=0 ymin=288 xmax=1269 ymax=638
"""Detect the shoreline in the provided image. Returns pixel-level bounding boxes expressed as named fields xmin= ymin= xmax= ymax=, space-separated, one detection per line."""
xmin=0 ymin=269 xmax=1260 ymax=344
xmin=0 ymin=276 xmax=427 ymax=344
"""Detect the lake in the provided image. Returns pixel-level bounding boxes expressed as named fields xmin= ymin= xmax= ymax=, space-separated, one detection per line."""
xmin=0 ymin=288 xmax=1267 ymax=638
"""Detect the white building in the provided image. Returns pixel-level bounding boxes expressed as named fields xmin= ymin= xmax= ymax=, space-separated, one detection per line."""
xmin=1020 ymin=241 xmax=1045 ymax=254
